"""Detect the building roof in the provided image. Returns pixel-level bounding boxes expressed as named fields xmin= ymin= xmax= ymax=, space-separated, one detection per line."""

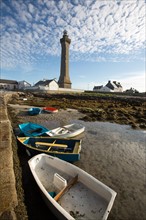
xmin=18 ymin=80 xmax=31 ymax=85
xmin=93 ymin=85 xmax=103 ymax=90
xmin=106 ymin=80 xmax=122 ymax=90
xmin=34 ymin=79 xmax=57 ymax=87
xmin=0 ymin=79 xmax=18 ymax=84
xmin=113 ymin=81 xmax=122 ymax=88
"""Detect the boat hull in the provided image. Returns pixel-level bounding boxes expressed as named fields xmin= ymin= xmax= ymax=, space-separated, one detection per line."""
xmin=28 ymin=107 xmax=41 ymax=116
xmin=17 ymin=137 xmax=81 ymax=162
xmin=43 ymin=107 xmax=58 ymax=113
xmin=19 ymin=122 xmax=49 ymax=137
xmin=46 ymin=123 xmax=85 ymax=138
xmin=28 ymin=154 xmax=117 ymax=220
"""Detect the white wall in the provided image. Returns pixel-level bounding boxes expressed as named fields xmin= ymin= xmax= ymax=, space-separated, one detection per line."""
xmin=49 ymin=81 xmax=59 ymax=90
xmin=0 ymin=83 xmax=18 ymax=90
xmin=94 ymin=85 xmax=123 ymax=92
xmin=100 ymin=86 xmax=113 ymax=92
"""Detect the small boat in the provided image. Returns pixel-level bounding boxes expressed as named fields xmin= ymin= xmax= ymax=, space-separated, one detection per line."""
xmin=19 ymin=122 xmax=85 ymax=138
xmin=28 ymin=153 xmax=117 ymax=220
xmin=43 ymin=106 xmax=58 ymax=113
xmin=19 ymin=122 xmax=49 ymax=137
xmin=28 ymin=107 xmax=42 ymax=116
xmin=46 ymin=123 xmax=85 ymax=138
xmin=17 ymin=137 xmax=81 ymax=162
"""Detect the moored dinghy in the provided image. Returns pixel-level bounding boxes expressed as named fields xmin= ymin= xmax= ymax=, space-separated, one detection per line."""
xmin=19 ymin=122 xmax=49 ymax=137
xmin=19 ymin=122 xmax=85 ymax=138
xmin=17 ymin=136 xmax=82 ymax=162
xmin=28 ymin=107 xmax=42 ymax=116
xmin=28 ymin=153 xmax=117 ymax=220
xmin=46 ymin=123 xmax=85 ymax=138
xmin=43 ymin=106 xmax=58 ymax=113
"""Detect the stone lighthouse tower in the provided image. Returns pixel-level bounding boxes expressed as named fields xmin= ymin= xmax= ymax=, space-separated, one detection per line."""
xmin=58 ymin=30 xmax=72 ymax=88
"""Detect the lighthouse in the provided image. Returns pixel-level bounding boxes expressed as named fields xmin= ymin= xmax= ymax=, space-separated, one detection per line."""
xmin=58 ymin=30 xmax=72 ymax=88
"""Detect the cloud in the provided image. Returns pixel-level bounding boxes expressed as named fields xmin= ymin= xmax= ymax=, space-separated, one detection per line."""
xmin=1 ymin=0 xmax=145 ymax=69
xmin=119 ymin=72 xmax=146 ymax=92
xmin=81 ymin=72 xmax=145 ymax=92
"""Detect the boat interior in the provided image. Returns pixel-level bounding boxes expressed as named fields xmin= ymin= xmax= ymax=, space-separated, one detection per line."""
xmin=34 ymin=158 xmax=109 ymax=220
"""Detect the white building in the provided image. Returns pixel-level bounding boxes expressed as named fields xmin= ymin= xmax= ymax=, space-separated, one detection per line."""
xmin=0 ymin=79 xmax=18 ymax=90
xmin=18 ymin=80 xmax=31 ymax=90
xmin=125 ymin=87 xmax=139 ymax=93
xmin=33 ymin=79 xmax=59 ymax=90
xmin=93 ymin=80 xmax=123 ymax=92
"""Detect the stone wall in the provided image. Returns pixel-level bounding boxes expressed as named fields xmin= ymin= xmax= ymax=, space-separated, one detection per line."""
xmin=0 ymin=93 xmax=18 ymax=219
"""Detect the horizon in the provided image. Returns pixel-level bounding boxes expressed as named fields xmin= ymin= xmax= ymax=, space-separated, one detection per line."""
xmin=1 ymin=0 xmax=145 ymax=92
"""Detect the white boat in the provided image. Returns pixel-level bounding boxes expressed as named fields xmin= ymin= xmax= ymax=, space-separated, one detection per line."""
xmin=28 ymin=153 xmax=117 ymax=220
xmin=46 ymin=123 xmax=85 ymax=138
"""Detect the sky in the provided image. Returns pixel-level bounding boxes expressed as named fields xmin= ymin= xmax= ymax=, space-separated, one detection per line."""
xmin=0 ymin=0 xmax=146 ymax=92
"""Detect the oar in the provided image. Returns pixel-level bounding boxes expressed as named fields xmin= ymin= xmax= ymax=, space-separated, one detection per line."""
xmin=35 ymin=142 xmax=68 ymax=148
xmin=54 ymin=175 xmax=78 ymax=202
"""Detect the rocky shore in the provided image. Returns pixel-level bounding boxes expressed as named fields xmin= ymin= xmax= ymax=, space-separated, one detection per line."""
xmin=7 ymin=91 xmax=146 ymax=220
xmin=11 ymin=91 xmax=146 ymax=130
xmin=1 ymin=91 xmax=145 ymax=220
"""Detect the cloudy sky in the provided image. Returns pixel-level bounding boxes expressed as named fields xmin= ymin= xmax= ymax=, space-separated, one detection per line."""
xmin=1 ymin=0 xmax=145 ymax=92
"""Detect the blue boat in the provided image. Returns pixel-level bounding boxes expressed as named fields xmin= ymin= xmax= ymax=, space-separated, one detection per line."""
xmin=19 ymin=122 xmax=49 ymax=137
xmin=17 ymin=136 xmax=82 ymax=162
xmin=28 ymin=107 xmax=42 ymax=116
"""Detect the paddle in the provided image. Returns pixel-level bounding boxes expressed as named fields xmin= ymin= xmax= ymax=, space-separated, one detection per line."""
xmin=54 ymin=175 xmax=78 ymax=202
xmin=35 ymin=142 xmax=68 ymax=148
